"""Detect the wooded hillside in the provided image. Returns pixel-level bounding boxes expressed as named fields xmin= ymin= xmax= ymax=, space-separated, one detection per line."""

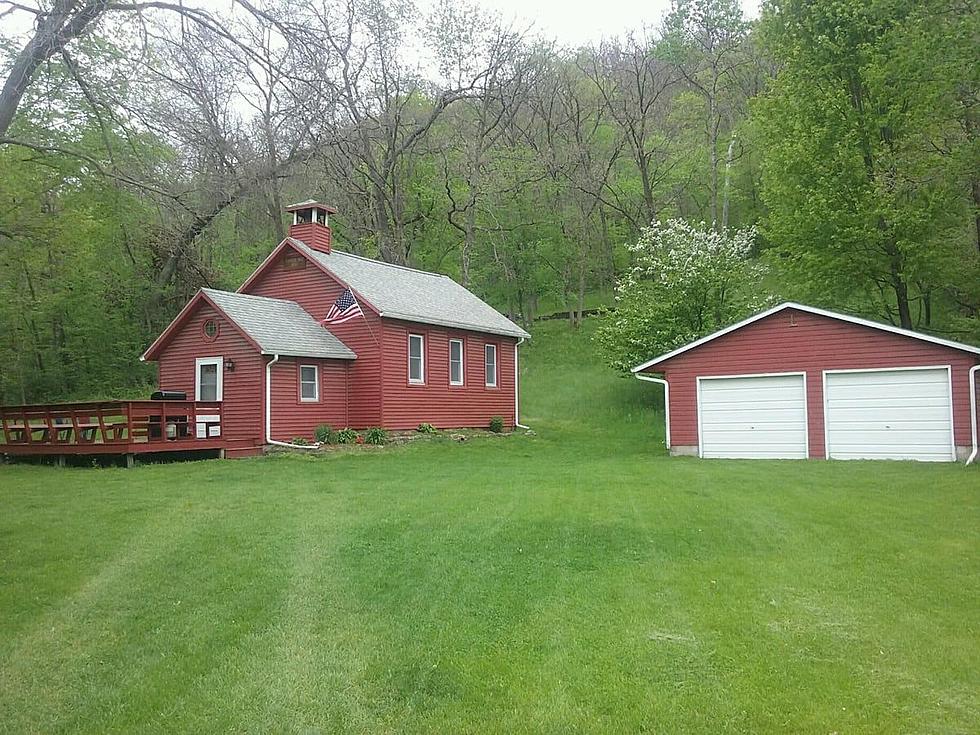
xmin=1 ymin=0 xmax=977 ymax=403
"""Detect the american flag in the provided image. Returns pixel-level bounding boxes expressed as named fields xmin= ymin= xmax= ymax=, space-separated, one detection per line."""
xmin=322 ymin=288 xmax=363 ymax=325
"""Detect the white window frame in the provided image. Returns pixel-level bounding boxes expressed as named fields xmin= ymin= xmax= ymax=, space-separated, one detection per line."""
xmin=408 ymin=334 xmax=425 ymax=384
xmin=484 ymin=343 xmax=498 ymax=388
xmin=195 ymin=356 xmax=223 ymax=402
xmin=299 ymin=364 xmax=319 ymax=402
xmin=449 ymin=338 xmax=464 ymax=386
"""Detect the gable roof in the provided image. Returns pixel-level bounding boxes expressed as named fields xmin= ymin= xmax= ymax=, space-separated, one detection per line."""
xmin=266 ymin=238 xmax=530 ymax=339
xmin=632 ymin=301 xmax=980 ymax=373
xmin=142 ymin=288 xmax=355 ymax=361
xmin=202 ymin=289 xmax=355 ymax=359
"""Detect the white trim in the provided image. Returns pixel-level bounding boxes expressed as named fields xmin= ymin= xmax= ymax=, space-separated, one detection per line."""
xmin=967 ymin=365 xmax=979 ymax=465
xmin=449 ymin=338 xmax=464 ymax=386
xmin=635 ymin=373 xmax=670 ymax=449
xmin=632 ymin=302 xmax=980 ymax=373
xmin=485 ymin=343 xmax=498 ymax=387
xmin=265 ymin=354 xmax=319 ymax=450
xmin=515 ymin=338 xmax=528 ymax=429
xmin=821 ymin=365 xmax=955 ymax=462
xmin=299 ymin=364 xmax=319 ymax=402
xmin=408 ymin=333 xmax=425 ymax=384
xmin=696 ymin=371 xmax=808 ymax=459
xmin=195 ymin=357 xmax=223 ymax=402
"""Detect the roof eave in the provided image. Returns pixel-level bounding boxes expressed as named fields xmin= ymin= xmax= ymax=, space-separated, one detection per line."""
xmin=260 ymin=350 xmax=356 ymax=361
xmin=380 ymin=310 xmax=530 ymax=339
xmin=631 ymin=301 xmax=980 ymax=373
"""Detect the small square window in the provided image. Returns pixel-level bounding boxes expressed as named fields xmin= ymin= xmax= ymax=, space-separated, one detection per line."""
xmin=300 ymin=365 xmax=319 ymax=401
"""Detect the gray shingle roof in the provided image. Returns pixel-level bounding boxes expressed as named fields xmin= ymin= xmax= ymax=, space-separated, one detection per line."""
xmin=203 ymin=288 xmax=355 ymax=359
xmin=289 ymin=238 xmax=531 ymax=339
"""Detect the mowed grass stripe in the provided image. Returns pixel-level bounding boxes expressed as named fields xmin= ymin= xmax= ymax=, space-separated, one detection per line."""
xmin=0 ymin=319 xmax=977 ymax=733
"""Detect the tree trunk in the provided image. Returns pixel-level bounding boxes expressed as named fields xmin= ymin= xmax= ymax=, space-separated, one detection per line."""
xmin=0 ymin=0 xmax=108 ymax=137
xmin=721 ymin=132 xmax=737 ymax=231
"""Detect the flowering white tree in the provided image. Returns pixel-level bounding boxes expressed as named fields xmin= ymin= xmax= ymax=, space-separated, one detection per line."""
xmin=595 ymin=219 xmax=772 ymax=372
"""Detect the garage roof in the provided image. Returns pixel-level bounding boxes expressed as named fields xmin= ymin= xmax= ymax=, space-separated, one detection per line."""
xmin=632 ymin=302 xmax=980 ymax=373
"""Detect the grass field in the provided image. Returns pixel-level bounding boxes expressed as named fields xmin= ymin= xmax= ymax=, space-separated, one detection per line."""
xmin=1 ymin=320 xmax=978 ymax=733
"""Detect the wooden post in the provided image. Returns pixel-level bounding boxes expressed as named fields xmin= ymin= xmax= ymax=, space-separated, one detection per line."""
xmin=56 ymin=455 xmax=66 ymax=468
xmin=125 ymin=453 xmax=135 ymax=469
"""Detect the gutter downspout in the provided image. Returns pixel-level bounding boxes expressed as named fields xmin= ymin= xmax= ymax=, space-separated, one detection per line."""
xmin=634 ymin=373 xmax=670 ymax=451
xmin=265 ymin=354 xmax=320 ymax=450
xmin=967 ymin=364 xmax=979 ymax=465
xmin=515 ymin=337 xmax=529 ymax=429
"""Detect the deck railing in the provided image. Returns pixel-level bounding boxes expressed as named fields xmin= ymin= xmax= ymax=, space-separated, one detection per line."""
xmin=0 ymin=400 xmax=223 ymax=451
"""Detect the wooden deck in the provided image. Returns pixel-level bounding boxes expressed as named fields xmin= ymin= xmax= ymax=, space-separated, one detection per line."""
xmin=0 ymin=400 xmax=256 ymax=459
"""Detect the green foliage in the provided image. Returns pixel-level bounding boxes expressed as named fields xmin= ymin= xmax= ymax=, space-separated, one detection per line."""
xmin=756 ymin=0 xmax=979 ymax=331
xmin=335 ymin=428 xmax=359 ymax=444
xmin=488 ymin=416 xmax=504 ymax=433
xmin=1 ymin=321 xmax=978 ymax=733
xmin=364 ymin=427 xmax=388 ymax=445
xmin=595 ymin=219 xmax=771 ymax=372
xmin=290 ymin=437 xmax=310 ymax=446
xmin=314 ymin=424 xmax=335 ymax=444
xmin=416 ymin=423 xmax=437 ymax=434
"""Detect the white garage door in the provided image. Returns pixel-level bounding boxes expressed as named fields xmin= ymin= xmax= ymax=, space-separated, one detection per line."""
xmin=824 ymin=367 xmax=954 ymax=462
xmin=698 ymin=374 xmax=808 ymax=459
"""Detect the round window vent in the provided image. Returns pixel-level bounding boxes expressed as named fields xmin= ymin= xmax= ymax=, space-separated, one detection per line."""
xmin=202 ymin=319 xmax=219 ymax=342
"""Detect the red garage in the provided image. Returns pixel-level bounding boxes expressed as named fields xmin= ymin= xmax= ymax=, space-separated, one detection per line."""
xmin=632 ymin=303 xmax=980 ymax=462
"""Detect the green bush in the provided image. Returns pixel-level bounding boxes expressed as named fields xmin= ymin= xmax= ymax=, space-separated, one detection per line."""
xmin=488 ymin=416 xmax=504 ymax=433
xmin=335 ymin=427 xmax=359 ymax=444
xmin=290 ymin=436 xmax=311 ymax=446
xmin=314 ymin=424 xmax=334 ymax=444
xmin=365 ymin=427 xmax=388 ymax=445
xmin=416 ymin=422 xmax=437 ymax=434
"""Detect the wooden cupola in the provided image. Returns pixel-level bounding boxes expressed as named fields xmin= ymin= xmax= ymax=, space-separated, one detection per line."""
xmin=286 ymin=199 xmax=337 ymax=253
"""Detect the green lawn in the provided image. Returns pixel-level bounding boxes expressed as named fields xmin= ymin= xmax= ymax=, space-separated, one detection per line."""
xmin=1 ymin=320 xmax=978 ymax=733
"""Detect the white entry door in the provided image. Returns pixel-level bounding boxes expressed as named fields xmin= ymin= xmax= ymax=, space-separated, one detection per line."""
xmin=698 ymin=373 xmax=808 ymax=459
xmin=823 ymin=367 xmax=954 ymax=462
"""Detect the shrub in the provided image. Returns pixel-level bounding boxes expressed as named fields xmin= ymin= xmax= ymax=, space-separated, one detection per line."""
xmin=488 ymin=416 xmax=504 ymax=433
xmin=335 ymin=427 xmax=359 ymax=444
xmin=314 ymin=424 xmax=334 ymax=444
xmin=291 ymin=436 xmax=310 ymax=446
xmin=365 ymin=427 xmax=388 ymax=445
xmin=416 ymin=422 xmax=437 ymax=434
xmin=593 ymin=219 xmax=771 ymax=373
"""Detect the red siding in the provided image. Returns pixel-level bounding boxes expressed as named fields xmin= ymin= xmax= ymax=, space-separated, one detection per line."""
xmin=646 ymin=308 xmax=979 ymax=457
xmin=380 ymin=318 xmax=517 ymax=430
xmin=156 ymin=302 xmax=265 ymax=446
xmin=269 ymin=357 xmax=349 ymax=441
xmin=243 ymin=250 xmax=384 ymax=428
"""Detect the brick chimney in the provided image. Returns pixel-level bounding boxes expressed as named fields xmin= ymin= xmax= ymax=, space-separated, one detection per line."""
xmin=286 ymin=200 xmax=336 ymax=253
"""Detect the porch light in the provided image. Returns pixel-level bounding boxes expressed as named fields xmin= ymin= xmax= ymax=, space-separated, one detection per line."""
xmin=224 ymin=358 xmax=235 ymax=372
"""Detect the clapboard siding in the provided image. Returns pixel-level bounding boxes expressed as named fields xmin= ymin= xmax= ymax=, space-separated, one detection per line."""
xmin=268 ymin=357 xmax=349 ymax=440
xmin=156 ymin=302 xmax=265 ymax=445
xmin=380 ymin=319 xmax=517 ymax=430
xmin=242 ymin=250 xmax=383 ymax=428
xmin=644 ymin=307 xmax=979 ymax=458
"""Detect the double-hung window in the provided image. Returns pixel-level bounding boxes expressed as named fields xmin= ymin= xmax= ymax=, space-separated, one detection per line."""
xmin=299 ymin=364 xmax=319 ymax=402
xmin=195 ymin=357 xmax=223 ymax=401
xmin=449 ymin=339 xmax=464 ymax=386
xmin=409 ymin=334 xmax=425 ymax=384
xmin=484 ymin=344 xmax=497 ymax=387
